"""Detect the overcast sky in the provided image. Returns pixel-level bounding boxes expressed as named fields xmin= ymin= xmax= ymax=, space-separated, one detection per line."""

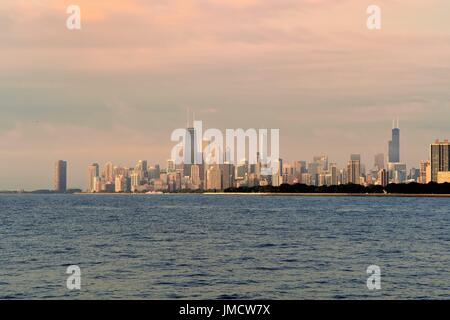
xmin=1 ymin=0 xmax=449 ymax=190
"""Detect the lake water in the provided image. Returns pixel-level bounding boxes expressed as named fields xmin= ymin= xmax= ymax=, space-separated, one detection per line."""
xmin=1 ymin=194 xmax=450 ymax=299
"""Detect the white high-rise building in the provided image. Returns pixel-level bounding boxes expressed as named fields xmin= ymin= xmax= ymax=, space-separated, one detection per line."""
xmin=167 ymin=159 xmax=175 ymax=173
xmin=206 ymin=165 xmax=222 ymax=190
xmin=87 ymin=163 xmax=99 ymax=192
xmin=104 ymin=162 xmax=114 ymax=183
xmin=190 ymin=165 xmax=201 ymax=189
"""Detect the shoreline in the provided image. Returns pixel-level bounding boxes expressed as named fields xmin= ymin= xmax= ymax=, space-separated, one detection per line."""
xmin=205 ymin=192 xmax=450 ymax=198
xmin=3 ymin=192 xmax=450 ymax=198
xmin=69 ymin=192 xmax=450 ymax=198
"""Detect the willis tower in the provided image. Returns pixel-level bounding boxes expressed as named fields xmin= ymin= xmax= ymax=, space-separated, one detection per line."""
xmin=388 ymin=119 xmax=400 ymax=163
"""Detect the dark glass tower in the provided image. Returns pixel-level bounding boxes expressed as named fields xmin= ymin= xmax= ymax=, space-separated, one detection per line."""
xmin=431 ymin=140 xmax=450 ymax=182
xmin=183 ymin=126 xmax=197 ymax=177
xmin=388 ymin=121 xmax=400 ymax=163
xmin=54 ymin=160 xmax=67 ymax=192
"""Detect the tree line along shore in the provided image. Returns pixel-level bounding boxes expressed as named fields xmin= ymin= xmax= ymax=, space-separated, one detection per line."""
xmin=222 ymin=182 xmax=450 ymax=195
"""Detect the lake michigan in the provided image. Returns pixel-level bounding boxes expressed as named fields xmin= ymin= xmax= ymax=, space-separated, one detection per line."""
xmin=1 ymin=194 xmax=450 ymax=299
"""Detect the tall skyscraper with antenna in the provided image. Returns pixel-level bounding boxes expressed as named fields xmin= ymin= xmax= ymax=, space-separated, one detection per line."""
xmin=388 ymin=119 xmax=400 ymax=163
xmin=183 ymin=111 xmax=199 ymax=177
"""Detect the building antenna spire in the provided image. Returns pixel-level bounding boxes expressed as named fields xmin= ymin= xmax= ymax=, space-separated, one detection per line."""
xmin=397 ymin=117 xmax=399 ymax=128
xmin=186 ymin=107 xmax=190 ymax=127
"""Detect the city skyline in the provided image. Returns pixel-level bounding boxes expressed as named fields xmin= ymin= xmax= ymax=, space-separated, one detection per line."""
xmin=2 ymin=119 xmax=448 ymax=191
xmin=1 ymin=1 xmax=450 ymax=189
xmin=13 ymin=122 xmax=447 ymax=192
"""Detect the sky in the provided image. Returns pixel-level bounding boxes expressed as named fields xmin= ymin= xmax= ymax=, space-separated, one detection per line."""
xmin=0 ymin=0 xmax=449 ymax=190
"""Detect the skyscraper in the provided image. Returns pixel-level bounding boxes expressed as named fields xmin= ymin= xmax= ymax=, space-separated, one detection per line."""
xmin=379 ymin=169 xmax=389 ymax=187
xmin=419 ymin=160 xmax=431 ymax=184
xmin=87 ymin=163 xmax=99 ymax=192
xmin=329 ymin=163 xmax=338 ymax=186
xmin=104 ymin=161 xmax=114 ymax=183
xmin=388 ymin=120 xmax=400 ymax=163
xmin=222 ymin=163 xmax=235 ymax=190
xmin=388 ymin=162 xmax=407 ymax=183
xmin=54 ymin=160 xmax=67 ymax=192
xmin=167 ymin=159 xmax=175 ymax=173
xmin=347 ymin=159 xmax=361 ymax=185
xmin=115 ymin=175 xmax=130 ymax=193
xmin=135 ymin=160 xmax=148 ymax=179
xmin=313 ymin=155 xmax=328 ymax=172
xmin=183 ymin=120 xmax=199 ymax=177
xmin=431 ymin=140 xmax=450 ymax=182
xmin=131 ymin=172 xmax=140 ymax=192
xmin=206 ymin=165 xmax=222 ymax=190
xmin=374 ymin=153 xmax=385 ymax=170
xmin=190 ymin=164 xmax=201 ymax=189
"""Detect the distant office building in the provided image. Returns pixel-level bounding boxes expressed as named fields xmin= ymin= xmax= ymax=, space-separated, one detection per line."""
xmin=431 ymin=140 xmax=450 ymax=182
xmin=388 ymin=162 xmax=407 ymax=183
xmin=175 ymin=171 xmax=182 ymax=190
xmin=339 ymin=169 xmax=348 ymax=185
xmin=329 ymin=163 xmax=338 ymax=186
xmin=167 ymin=159 xmax=175 ymax=173
xmin=92 ymin=176 xmax=102 ymax=193
xmin=104 ymin=162 xmax=114 ymax=183
xmin=87 ymin=163 xmax=99 ymax=192
xmin=103 ymin=182 xmax=115 ymax=193
xmin=135 ymin=160 xmax=148 ymax=179
xmin=190 ymin=164 xmax=201 ymax=189
xmin=388 ymin=120 xmax=400 ymax=163
xmin=248 ymin=173 xmax=259 ymax=187
xmin=347 ymin=159 xmax=361 ymax=184
xmin=54 ymin=160 xmax=67 ymax=192
xmin=277 ymin=158 xmax=283 ymax=176
xmin=379 ymin=169 xmax=389 ymax=187
xmin=115 ymin=175 xmax=130 ymax=193
xmin=318 ymin=173 xmax=327 ymax=186
xmin=313 ymin=155 xmax=328 ymax=172
xmin=222 ymin=163 xmax=235 ymax=190
xmin=374 ymin=153 xmax=385 ymax=170
xmin=307 ymin=162 xmax=320 ymax=186
xmin=366 ymin=173 xmax=374 ymax=185
xmin=114 ymin=166 xmax=130 ymax=178
xmin=131 ymin=172 xmax=140 ymax=192
xmin=272 ymin=173 xmax=282 ymax=187
xmin=419 ymin=160 xmax=431 ymax=184
xmin=148 ymin=165 xmax=161 ymax=180
xmin=294 ymin=161 xmax=307 ymax=175
xmin=350 ymin=154 xmax=361 ymax=162
xmin=300 ymin=173 xmax=311 ymax=185
xmin=437 ymin=172 xmax=450 ymax=184
xmin=360 ymin=163 xmax=366 ymax=177
xmin=236 ymin=160 xmax=248 ymax=179
xmin=154 ymin=164 xmax=161 ymax=178
xmin=206 ymin=165 xmax=222 ymax=190
xmin=169 ymin=171 xmax=181 ymax=190
xmin=408 ymin=168 xmax=420 ymax=182
xmin=271 ymin=159 xmax=283 ymax=186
